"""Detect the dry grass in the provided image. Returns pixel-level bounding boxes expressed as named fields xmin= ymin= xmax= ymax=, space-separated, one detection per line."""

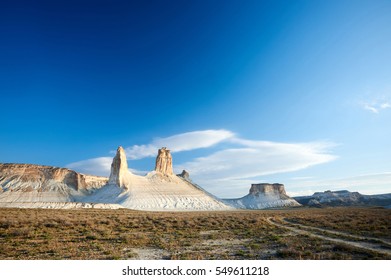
xmin=282 ymin=207 xmax=391 ymax=241
xmin=0 ymin=207 xmax=390 ymax=260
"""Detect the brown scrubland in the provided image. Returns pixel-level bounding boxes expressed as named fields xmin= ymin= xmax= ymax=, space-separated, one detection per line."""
xmin=0 ymin=207 xmax=390 ymax=260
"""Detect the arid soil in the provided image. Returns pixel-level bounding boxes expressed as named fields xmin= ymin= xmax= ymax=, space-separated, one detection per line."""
xmin=0 ymin=207 xmax=390 ymax=260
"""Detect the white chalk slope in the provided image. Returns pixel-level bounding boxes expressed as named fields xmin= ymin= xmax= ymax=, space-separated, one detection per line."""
xmin=82 ymin=147 xmax=231 ymax=211
xmin=83 ymin=171 xmax=231 ymax=210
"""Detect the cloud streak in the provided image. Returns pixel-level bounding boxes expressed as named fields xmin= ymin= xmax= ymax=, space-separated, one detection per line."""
xmin=178 ymin=139 xmax=337 ymax=197
xmin=124 ymin=129 xmax=235 ymax=159
xmin=178 ymin=142 xmax=336 ymax=180
xmin=363 ymin=100 xmax=391 ymax=114
xmin=66 ymin=157 xmax=112 ymax=177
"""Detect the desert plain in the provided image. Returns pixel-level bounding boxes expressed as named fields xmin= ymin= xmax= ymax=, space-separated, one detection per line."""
xmin=1 ymin=207 xmax=390 ymax=260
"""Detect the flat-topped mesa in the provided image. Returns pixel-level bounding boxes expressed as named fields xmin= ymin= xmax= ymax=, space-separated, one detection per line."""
xmin=155 ymin=147 xmax=173 ymax=175
xmin=108 ymin=146 xmax=129 ymax=187
xmin=249 ymin=183 xmax=287 ymax=197
xmin=223 ymin=182 xmax=300 ymax=209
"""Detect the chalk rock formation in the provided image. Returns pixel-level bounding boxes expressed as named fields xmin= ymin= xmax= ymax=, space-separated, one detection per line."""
xmin=87 ymin=147 xmax=232 ymax=211
xmin=0 ymin=146 xmax=233 ymax=211
xmin=155 ymin=147 xmax=173 ymax=175
xmin=108 ymin=146 xmax=130 ymax=188
xmin=223 ymin=183 xmax=301 ymax=209
xmin=0 ymin=163 xmax=107 ymax=192
xmin=249 ymin=183 xmax=288 ymax=197
xmin=0 ymin=163 xmax=108 ymax=204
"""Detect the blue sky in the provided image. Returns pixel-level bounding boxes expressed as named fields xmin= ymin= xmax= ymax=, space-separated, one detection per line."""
xmin=1 ymin=0 xmax=390 ymax=197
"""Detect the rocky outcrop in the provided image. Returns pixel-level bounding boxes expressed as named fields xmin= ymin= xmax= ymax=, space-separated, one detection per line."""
xmin=223 ymin=183 xmax=301 ymax=209
xmin=294 ymin=190 xmax=391 ymax=207
xmin=249 ymin=183 xmax=288 ymax=197
xmin=0 ymin=163 xmax=108 ymax=204
xmin=108 ymin=146 xmax=130 ymax=188
xmin=155 ymin=147 xmax=173 ymax=175
xmin=177 ymin=170 xmax=190 ymax=180
xmin=0 ymin=163 xmax=107 ymax=192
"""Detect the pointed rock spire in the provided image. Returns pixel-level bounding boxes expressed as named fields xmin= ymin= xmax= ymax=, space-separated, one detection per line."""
xmin=155 ymin=147 xmax=173 ymax=175
xmin=109 ymin=146 xmax=129 ymax=187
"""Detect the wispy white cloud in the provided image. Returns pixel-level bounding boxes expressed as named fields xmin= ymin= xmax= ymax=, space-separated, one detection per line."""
xmin=179 ymin=140 xmax=336 ymax=179
xmin=364 ymin=104 xmax=380 ymax=114
xmin=380 ymin=102 xmax=391 ymax=109
xmin=290 ymin=176 xmax=314 ymax=181
xmin=66 ymin=157 xmax=112 ymax=177
xmin=125 ymin=129 xmax=235 ymax=159
xmin=362 ymin=100 xmax=391 ymax=114
xmin=176 ymin=139 xmax=337 ymax=197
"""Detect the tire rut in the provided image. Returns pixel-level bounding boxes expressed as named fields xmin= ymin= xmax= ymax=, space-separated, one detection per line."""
xmin=266 ymin=217 xmax=391 ymax=257
xmin=282 ymin=218 xmax=391 ymax=247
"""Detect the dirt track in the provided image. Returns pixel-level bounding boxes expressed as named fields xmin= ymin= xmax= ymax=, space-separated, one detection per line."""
xmin=266 ymin=217 xmax=391 ymax=256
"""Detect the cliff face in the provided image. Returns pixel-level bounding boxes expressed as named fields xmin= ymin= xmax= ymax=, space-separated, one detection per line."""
xmin=0 ymin=163 xmax=108 ymax=204
xmin=249 ymin=183 xmax=288 ymax=197
xmin=0 ymin=163 xmax=107 ymax=192
xmin=224 ymin=183 xmax=301 ymax=209
xmin=155 ymin=147 xmax=173 ymax=175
